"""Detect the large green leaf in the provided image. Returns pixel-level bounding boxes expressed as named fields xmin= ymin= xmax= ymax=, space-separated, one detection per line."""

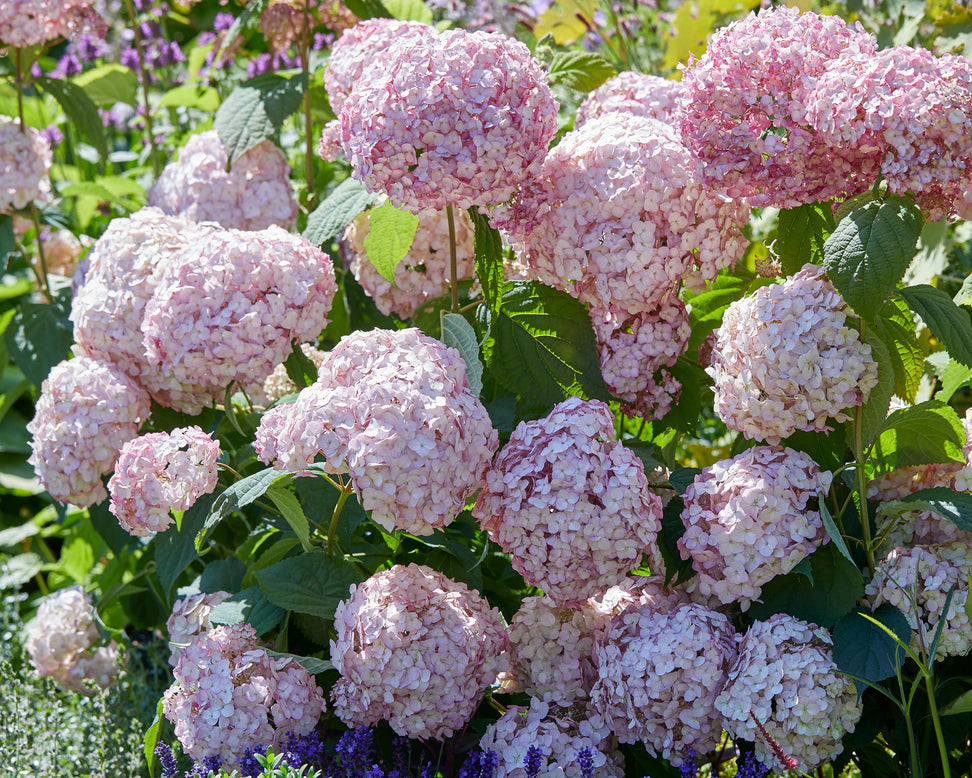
xmin=256 ymin=551 xmax=363 ymax=620
xmin=882 ymin=487 xmax=972 ymax=534
xmin=859 ymin=321 xmax=895 ymax=447
xmin=899 ymin=284 xmax=972 ymax=368
xmin=214 ymin=72 xmax=308 ymax=162
xmin=199 ymin=467 xmax=293 ymax=548
xmin=832 ymin=605 xmax=911 ymax=685
xmin=73 ymin=64 xmax=137 ymax=107
xmin=35 ymin=76 xmax=108 ymax=158
xmin=208 ymin=585 xmax=285 ymax=635
xmin=870 ymin=399 xmax=965 ymax=471
xmin=340 ymin=0 xmax=392 ymax=18
xmin=266 ymin=482 xmax=312 ymax=552
xmin=479 ymin=281 xmax=612 ymax=407
xmin=876 ymin=301 xmax=923 ymax=403
xmin=383 ymin=0 xmax=433 ymax=21
xmin=470 ymin=206 xmax=504 ymax=319
xmin=154 ymin=494 xmax=214 ymax=595
xmin=776 ymin=202 xmax=835 ymax=275
xmin=264 ymin=650 xmax=334 ymax=675
xmin=363 ymin=200 xmax=419 ymax=284
xmin=823 ymin=196 xmax=923 ymax=321
xmin=547 ymin=51 xmax=617 ymax=92
xmin=303 ymin=178 xmax=379 ymax=249
xmin=4 ymin=302 xmax=73 ymax=387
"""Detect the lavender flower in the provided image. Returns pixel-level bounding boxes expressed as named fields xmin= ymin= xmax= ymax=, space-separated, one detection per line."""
xmin=524 ymin=746 xmax=544 ymax=778
xmin=336 ymin=728 xmax=376 ymax=778
xmin=156 ymin=744 xmax=179 ymax=778
xmin=458 ymin=750 xmax=498 ymax=778
xmin=281 ymin=731 xmax=326 ymax=769
xmin=575 ymin=747 xmax=595 ymax=778
xmin=736 ymin=751 xmax=770 ymax=778
xmin=679 ymin=749 xmax=698 ymax=778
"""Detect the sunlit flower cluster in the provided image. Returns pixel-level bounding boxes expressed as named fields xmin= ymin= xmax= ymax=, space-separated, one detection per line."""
xmin=575 ymin=71 xmax=681 ymax=129
xmin=0 ymin=117 xmax=52 ymax=212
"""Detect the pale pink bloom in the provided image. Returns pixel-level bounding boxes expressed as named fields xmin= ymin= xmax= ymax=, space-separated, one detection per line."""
xmin=0 ymin=0 xmax=106 ymax=47
xmin=42 ymin=228 xmax=83 ymax=277
xmin=166 ymin=591 xmax=232 ymax=666
xmin=575 ymin=71 xmax=681 ymax=129
xmin=0 ymin=117 xmax=52 ymax=213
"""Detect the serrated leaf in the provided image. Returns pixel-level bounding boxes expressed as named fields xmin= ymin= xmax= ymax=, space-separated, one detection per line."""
xmin=200 ymin=468 xmax=293 ymax=548
xmin=859 ymin=321 xmax=895 ymax=448
xmin=214 ymin=72 xmax=307 ymax=162
xmin=363 ymin=200 xmax=420 ymax=284
xmin=819 ymin=498 xmax=854 ymax=565
xmin=256 ymin=551 xmax=363 ymax=620
xmin=823 ymin=196 xmax=924 ymax=321
xmin=35 ymin=76 xmax=108 ymax=159
xmin=383 ymin=0 xmax=433 ymax=22
xmin=833 ymin=605 xmax=911 ymax=685
xmin=936 ymin=357 xmax=972 ymax=401
xmin=442 ymin=313 xmax=483 ymax=397
xmin=776 ymin=202 xmax=835 ymax=275
xmin=266 ymin=482 xmax=312 ymax=552
xmin=883 ymin=487 xmax=972 ymax=534
xmin=871 ymin=400 xmax=965 ymax=471
xmin=303 ymin=178 xmax=380 ymax=248
xmin=470 ymin=205 xmax=503 ymax=319
xmin=73 ymin=64 xmax=137 ymax=106
xmin=4 ymin=302 xmax=73 ymax=387
xmin=878 ymin=311 xmax=924 ymax=403
xmin=209 ymin=585 xmax=285 ymax=635
xmin=899 ymin=284 xmax=972 ymax=368
xmin=547 ymin=51 xmax=617 ymax=92
xmin=154 ymin=494 xmax=214 ymax=595
xmin=265 ymin=650 xmax=335 ymax=675
xmin=479 ymin=281 xmax=612 ymax=407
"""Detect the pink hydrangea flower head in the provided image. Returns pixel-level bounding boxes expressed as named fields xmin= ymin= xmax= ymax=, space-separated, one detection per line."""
xmin=678 ymin=445 xmax=833 ymax=609
xmin=715 ymin=614 xmax=862 ymax=771
xmin=472 ymin=397 xmax=665 ymax=606
xmin=0 ymin=0 xmax=105 ymax=47
xmin=480 ymin=698 xmax=624 ymax=778
xmin=70 ymin=208 xmax=213 ymax=388
xmin=140 ymin=225 xmax=336 ymax=414
xmin=25 ymin=586 xmax=121 ymax=694
xmin=708 ymin=264 xmax=879 ymax=444
xmin=335 ymin=28 xmax=558 ymax=212
xmin=330 ymin=563 xmax=509 ymax=740
xmin=163 ymin=623 xmax=326 ymax=764
xmin=589 ymin=602 xmax=739 ymax=759
xmin=575 ymin=71 xmax=682 ymax=129
xmin=27 ymin=356 xmax=151 ymax=507
xmin=424 ymin=0 xmax=517 ymax=33
xmin=497 ymin=113 xmax=749 ymax=316
xmin=148 ymin=131 xmax=298 ymax=231
xmin=108 ymin=426 xmax=221 ymax=537
xmin=166 ymin=591 xmax=232 ymax=665
xmin=256 ymin=328 xmax=498 ymax=536
xmin=42 ymin=228 xmax=83 ymax=277
xmin=261 ymin=0 xmax=358 ymax=54
xmin=0 ymin=117 xmax=52 ymax=213
xmin=876 ymin=508 xmax=972 ymax=551
xmin=866 ymin=542 xmax=972 ymax=659
xmin=807 ymin=46 xmax=972 ymax=221
xmin=343 ymin=205 xmax=475 ymax=319
xmin=868 ymin=461 xmax=963 ymax=502
xmin=676 ymin=6 xmax=881 ymax=207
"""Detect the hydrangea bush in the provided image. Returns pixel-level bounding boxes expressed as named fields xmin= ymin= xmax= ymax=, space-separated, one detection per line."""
xmin=4 ymin=1 xmax=972 ymax=777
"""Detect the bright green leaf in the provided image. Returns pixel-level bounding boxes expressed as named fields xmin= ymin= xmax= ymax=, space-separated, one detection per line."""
xmin=935 ymin=357 xmax=972 ymax=402
xmin=157 ymin=84 xmax=220 ymax=111
xmin=547 ymin=51 xmax=617 ymax=92
xmin=859 ymin=321 xmax=895 ymax=447
xmin=266 ymin=482 xmax=312 ymax=552
xmin=884 ymin=486 xmax=972 ymax=534
xmin=144 ymin=699 xmax=164 ymax=778
xmin=73 ymin=64 xmax=137 ymax=106
xmin=383 ymin=0 xmax=433 ymax=22
xmin=871 ymin=400 xmax=965 ymax=471
xmin=363 ymin=200 xmax=420 ymax=284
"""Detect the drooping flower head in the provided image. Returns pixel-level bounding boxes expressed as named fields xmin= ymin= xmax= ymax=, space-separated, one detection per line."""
xmin=0 ymin=117 xmax=52 ymax=213
xmin=330 ymin=564 xmax=509 ymax=740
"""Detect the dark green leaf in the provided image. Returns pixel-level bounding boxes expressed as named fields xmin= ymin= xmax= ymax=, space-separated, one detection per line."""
xmin=264 ymin=650 xmax=335 ymax=675
xmin=442 ymin=313 xmax=483 ymax=397
xmin=776 ymin=203 xmax=835 ymax=275
xmin=283 ymin=340 xmax=318 ymax=389
xmin=73 ymin=64 xmax=137 ymax=106
xmin=658 ymin=494 xmax=694 ymax=586
xmin=340 ymin=0 xmax=392 ymax=18
xmin=88 ymin=500 xmax=137 ymax=556
xmin=883 ymin=487 xmax=972 ymax=534
xmin=899 ymin=284 xmax=972 ymax=368
xmin=363 ymin=199 xmax=419 ymax=284
xmin=470 ymin=206 xmax=503 ymax=319
xmin=209 ymin=585 xmax=285 ymax=635
xmin=293 ymin=473 xmax=366 ymax=551
xmin=303 ymin=178 xmax=379 ymax=249
xmin=199 ymin=557 xmax=247 ymax=593
xmin=154 ymin=493 xmax=215 ymax=595
xmin=879 ymin=312 xmax=924 ymax=403
xmin=859 ymin=320 xmax=895 ymax=447
xmin=832 ymin=605 xmax=911 ymax=685
xmin=256 ymin=551 xmax=363 ymax=620
xmin=819 ymin=499 xmax=854 ymax=565
xmin=214 ymin=72 xmax=308 ymax=163
xmin=5 ymin=302 xmax=73 ymax=387
xmin=546 ymin=51 xmax=617 ymax=92
xmin=668 ymin=467 xmax=701 ymax=495
xmin=479 ymin=280 xmax=612 ymax=407
xmin=200 ymin=468 xmax=292 ymax=547
xmin=749 ymin=544 xmax=865 ymax=627
xmin=266 ymin=482 xmax=312 ymax=552
xmin=823 ymin=195 xmax=923 ymax=321
xmin=0 ymin=214 xmax=14 ymax=275
xmin=871 ymin=399 xmax=965 ymax=471
xmin=35 ymin=76 xmax=108 ymax=158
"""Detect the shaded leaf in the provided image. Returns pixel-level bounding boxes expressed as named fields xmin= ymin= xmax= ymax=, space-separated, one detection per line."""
xmin=899 ymin=284 xmax=972 ymax=367
xmin=776 ymin=202 xmax=835 ymax=275
xmin=266 ymin=482 xmax=312 ymax=552
xmin=470 ymin=205 xmax=503 ymax=319
xmin=819 ymin=499 xmax=854 ymax=565
xmin=199 ymin=468 xmax=293 ymax=548
xmin=256 ymin=551 xmax=363 ymax=620
xmin=0 ymin=214 xmax=14 ymax=275
xmin=154 ymin=494 xmax=214 ymax=595
xmin=265 ymin=650 xmax=335 ymax=675
xmin=4 ymin=302 xmax=73 ymax=387
xmin=209 ymin=585 xmax=285 ymax=635
xmin=214 ymin=72 xmax=307 ymax=162
xmin=442 ymin=313 xmax=483 ymax=397
xmin=884 ymin=486 xmax=972 ymax=534
xmin=859 ymin=320 xmax=895 ymax=447
xmin=833 ymin=605 xmax=911 ymax=685
xmin=36 ymin=76 xmax=108 ymax=158
xmin=283 ymin=339 xmax=318 ymax=389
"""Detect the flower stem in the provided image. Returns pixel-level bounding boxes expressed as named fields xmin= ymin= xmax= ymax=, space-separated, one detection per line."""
xmin=301 ymin=0 xmax=314 ymax=196
xmin=328 ymin=477 xmax=353 ymax=555
xmin=924 ymin=672 xmax=952 ymax=778
xmin=29 ymin=202 xmax=52 ymax=301
xmin=123 ymin=0 xmax=162 ymax=178
xmin=852 ymin=322 xmax=875 ymax=576
xmin=447 ymin=203 xmax=459 ymax=313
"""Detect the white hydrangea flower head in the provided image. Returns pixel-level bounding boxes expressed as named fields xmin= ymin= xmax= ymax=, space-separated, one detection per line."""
xmin=27 ymin=356 xmax=151 ymax=507
xmin=108 ymin=426 xmax=221 ymax=537
xmin=140 ymin=225 xmax=337 ymax=414
xmin=473 ymin=397 xmax=665 ymax=606
xmin=148 ymin=131 xmax=298 ymax=231
xmin=589 ymin=602 xmax=738 ymax=760
xmin=336 ymin=28 xmax=558 ymax=213
xmin=25 ymin=586 xmax=121 ymax=694
xmin=715 ymin=614 xmax=862 ymax=772
xmin=866 ymin=542 xmax=972 ymax=660
xmin=255 ymin=328 xmax=498 ymax=536
xmin=678 ymin=445 xmax=833 ymax=609
xmin=166 ymin=591 xmax=231 ymax=666
xmin=162 ymin=623 xmax=326 ymax=764
xmin=480 ymin=698 xmax=624 ymax=778
xmin=708 ymin=264 xmax=879 ymax=444
xmin=497 ymin=113 xmax=749 ymax=317
xmin=343 ymin=205 xmax=475 ymax=319
xmin=330 ymin=563 xmax=509 ymax=740
xmin=575 ymin=71 xmax=682 ymax=129
xmin=0 ymin=117 xmax=52 ymax=212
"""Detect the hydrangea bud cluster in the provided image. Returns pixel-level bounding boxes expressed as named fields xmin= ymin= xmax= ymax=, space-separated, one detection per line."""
xmin=707 ymin=264 xmax=879 ymax=444
xmin=163 ymin=623 xmax=326 ymax=764
xmin=678 ymin=446 xmax=833 ymax=609
xmin=140 ymin=225 xmax=336 ymax=413
xmin=108 ymin=426 xmax=221 ymax=537
xmin=148 ymin=131 xmax=298 ymax=232
xmin=473 ymin=397 xmax=664 ymax=606
xmin=166 ymin=591 xmax=231 ymax=665
xmin=866 ymin=543 xmax=972 ymax=659
xmin=334 ymin=28 xmax=558 ymax=213
xmin=676 ymin=6 xmax=881 ymax=207
xmin=574 ymin=72 xmax=681 ymax=129
xmin=343 ymin=205 xmax=475 ymax=318
xmin=256 ymin=328 xmax=497 ymax=536
xmin=479 ymin=698 xmax=624 ymax=778
xmin=25 ymin=586 xmax=121 ymax=694
xmin=330 ymin=564 xmax=509 ymax=740
xmin=0 ymin=0 xmax=106 ymax=47
xmin=260 ymin=342 xmax=330 ymax=405
xmin=27 ymin=356 xmax=151 ymax=507
xmin=0 ymin=117 xmax=52 ymax=213
xmin=589 ymin=602 xmax=738 ymax=760
xmin=715 ymin=614 xmax=862 ymax=771
xmin=806 ymin=46 xmax=972 ymax=220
